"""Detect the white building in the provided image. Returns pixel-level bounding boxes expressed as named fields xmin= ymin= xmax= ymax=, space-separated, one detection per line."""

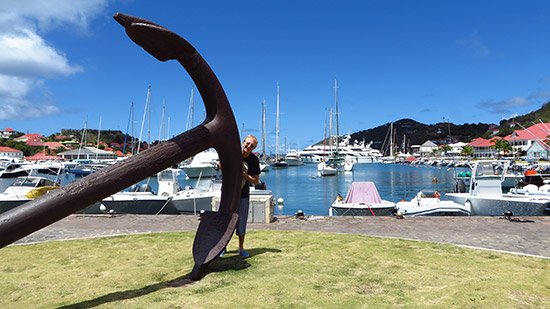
xmin=0 ymin=146 xmax=24 ymax=161
xmin=419 ymin=141 xmax=438 ymax=157
xmin=58 ymin=146 xmax=117 ymax=161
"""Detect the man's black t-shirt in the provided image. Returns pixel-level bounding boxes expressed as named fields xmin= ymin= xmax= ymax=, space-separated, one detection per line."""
xmin=241 ymin=152 xmax=261 ymax=198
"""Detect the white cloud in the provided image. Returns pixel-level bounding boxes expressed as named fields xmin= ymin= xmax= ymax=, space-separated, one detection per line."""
xmin=0 ymin=0 xmax=108 ymax=34
xmin=477 ymin=96 xmax=530 ymax=114
xmin=0 ymin=29 xmax=82 ymax=78
xmin=0 ymin=0 xmax=108 ymax=119
xmin=0 ymin=74 xmax=60 ymax=120
xmin=457 ymin=31 xmax=489 ymax=58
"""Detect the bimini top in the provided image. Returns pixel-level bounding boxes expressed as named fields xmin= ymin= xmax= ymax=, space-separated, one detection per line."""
xmin=344 ymin=182 xmax=382 ymax=204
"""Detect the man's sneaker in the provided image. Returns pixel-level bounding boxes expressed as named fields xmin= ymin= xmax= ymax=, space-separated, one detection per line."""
xmin=239 ymin=250 xmax=250 ymax=258
xmin=219 ymin=248 xmax=226 ymax=257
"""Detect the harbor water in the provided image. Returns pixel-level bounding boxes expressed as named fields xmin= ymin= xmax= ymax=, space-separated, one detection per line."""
xmin=0 ymin=163 xmax=466 ymax=216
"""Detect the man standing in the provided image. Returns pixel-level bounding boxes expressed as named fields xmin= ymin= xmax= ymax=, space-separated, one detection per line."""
xmin=237 ymin=134 xmax=261 ymax=258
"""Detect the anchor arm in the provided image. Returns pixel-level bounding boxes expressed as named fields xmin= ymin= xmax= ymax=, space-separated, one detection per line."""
xmin=0 ymin=12 xmax=243 ymax=276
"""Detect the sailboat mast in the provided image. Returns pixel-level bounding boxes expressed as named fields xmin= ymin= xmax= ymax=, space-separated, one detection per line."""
xmin=262 ymin=98 xmax=267 ymax=156
xmin=130 ymin=103 xmax=135 ymax=155
xmin=122 ymin=102 xmax=133 ymax=155
xmin=158 ymin=99 xmax=166 ymax=142
xmin=138 ymin=85 xmax=151 ymax=154
xmin=147 ymin=87 xmax=152 ymax=147
xmin=329 ymin=108 xmax=333 ymax=154
xmin=96 ymin=116 xmax=102 ymax=160
xmin=389 ymin=122 xmax=394 ymax=157
xmin=334 ymin=79 xmax=340 ymax=155
xmin=186 ymin=86 xmax=195 ymax=131
xmin=276 ymin=82 xmax=280 ymax=161
xmin=77 ymin=116 xmax=88 ymax=160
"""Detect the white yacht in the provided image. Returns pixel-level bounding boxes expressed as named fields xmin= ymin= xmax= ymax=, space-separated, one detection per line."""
xmin=446 ymin=160 xmax=549 ymax=216
xmin=299 ymin=135 xmax=381 ymax=164
xmin=179 ymin=149 xmax=220 ymax=179
xmin=284 ymin=150 xmax=303 ymax=166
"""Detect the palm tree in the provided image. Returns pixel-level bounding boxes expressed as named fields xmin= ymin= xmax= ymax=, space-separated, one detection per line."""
xmin=461 ymin=145 xmax=474 ymax=157
xmin=491 ymin=138 xmax=512 ymax=158
xmin=441 ymin=144 xmax=452 ymax=156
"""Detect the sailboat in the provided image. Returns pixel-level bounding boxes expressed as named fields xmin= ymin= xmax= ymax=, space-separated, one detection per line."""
xmin=272 ymin=82 xmax=288 ymax=168
xmin=259 ymin=99 xmax=271 ymax=172
xmin=317 ymin=108 xmax=337 ymax=176
xmin=381 ymin=122 xmax=396 ymax=163
xmin=319 ymin=79 xmax=354 ymax=175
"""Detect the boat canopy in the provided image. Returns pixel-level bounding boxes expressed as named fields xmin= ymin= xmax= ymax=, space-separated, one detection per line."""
xmin=344 ymin=182 xmax=382 ymax=204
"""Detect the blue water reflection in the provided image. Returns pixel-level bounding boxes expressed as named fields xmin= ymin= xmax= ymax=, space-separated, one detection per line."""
xmin=0 ymin=163 xmax=467 ymax=216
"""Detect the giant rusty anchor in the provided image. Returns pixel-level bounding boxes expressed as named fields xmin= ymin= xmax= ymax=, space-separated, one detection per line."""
xmin=0 ymin=13 xmax=242 ymax=280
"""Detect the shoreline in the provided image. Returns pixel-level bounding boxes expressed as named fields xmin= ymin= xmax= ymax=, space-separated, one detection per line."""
xmin=12 ymin=214 xmax=550 ymax=259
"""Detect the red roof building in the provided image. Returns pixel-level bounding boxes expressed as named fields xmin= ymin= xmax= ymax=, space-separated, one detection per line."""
xmin=43 ymin=142 xmax=68 ymax=152
xmin=1 ymin=128 xmax=15 ymax=139
xmin=14 ymin=133 xmax=44 ymax=146
xmin=25 ymin=152 xmax=63 ymax=161
xmin=0 ymin=146 xmax=24 ymax=160
xmin=504 ymin=122 xmax=550 ymax=153
xmin=468 ymin=137 xmax=499 ymax=158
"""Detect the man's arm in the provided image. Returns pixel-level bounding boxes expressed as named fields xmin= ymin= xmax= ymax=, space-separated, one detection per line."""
xmin=243 ymin=172 xmax=260 ymax=185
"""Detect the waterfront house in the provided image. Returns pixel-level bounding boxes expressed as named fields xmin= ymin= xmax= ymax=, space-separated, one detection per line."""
xmin=468 ymin=137 xmax=498 ymax=158
xmin=1 ymin=128 xmax=15 ymax=139
xmin=410 ymin=145 xmax=421 ymax=157
xmin=0 ymin=146 xmax=24 ymax=161
xmin=14 ymin=133 xmax=44 ymax=147
xmin=447 ymin=142 xmax=467 ymax=156
xmin=419 ymin=141 xmax=438 ymax=157
xmin=58 ymin=146 xmax=117 ymax=161
xmin=504 ymin=122 xmax=550 ymax=154
xmin=526 ymin=140 xmax=550 ymax=160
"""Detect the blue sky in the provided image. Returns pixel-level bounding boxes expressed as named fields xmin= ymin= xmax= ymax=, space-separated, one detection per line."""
xmin=1 ymin=0 xmax=550 ymax=152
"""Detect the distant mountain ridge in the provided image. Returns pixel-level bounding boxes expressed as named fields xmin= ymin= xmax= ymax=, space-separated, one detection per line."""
xmin=57 ymin=102 xmax=550 ymax=153
xmin=347 ymin=101 xmax=550 ymax=152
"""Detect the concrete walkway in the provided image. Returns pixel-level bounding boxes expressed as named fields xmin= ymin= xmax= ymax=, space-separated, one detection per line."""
xmin=13 ymin=214 xmax=550 ymax=259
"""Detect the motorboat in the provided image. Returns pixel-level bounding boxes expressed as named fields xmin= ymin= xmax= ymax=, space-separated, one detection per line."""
xmin=83 ymin=168 xmax=220 ymax=215
xmin=259 ymin=161 xmax=271 ymax=172
xmin=170 ymin=188 xmax=217 ymax=214
xmin=446 ymin=160 xmax=550 ymax=216
xmin=395 ymin=190 xmax=471 ymax=216
xmin=20 ymin=161 xmax=65 ymax=175
xmin=271 ymin=158 xmax=288 ymax=168
xmin=179 ymin=149 xmax=220 ymax=179
xmin=284 ymin=151 xmax=304 ymax=166
xmin=329 ymin=182 xmax=395 ymax=216
xmin=83 ymin=168 xmax=182 ymax=214
xmin=0 ymin=162 xmax=30 ymax=178
xmin=317 ymin=161 xmax=337 ymax=176
xmin=0 ymin=175 xmax=59 ymax=213
xmin=66 ymin=163 xmax=107 ymax=177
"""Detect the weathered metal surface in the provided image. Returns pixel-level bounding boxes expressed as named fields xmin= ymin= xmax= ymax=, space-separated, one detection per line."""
xmin=0 ymin=13 xmax=242 ymax=279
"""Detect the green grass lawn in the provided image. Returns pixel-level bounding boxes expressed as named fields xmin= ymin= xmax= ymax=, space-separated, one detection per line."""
xmin=1 ymin=230 xmax=548 ymax=308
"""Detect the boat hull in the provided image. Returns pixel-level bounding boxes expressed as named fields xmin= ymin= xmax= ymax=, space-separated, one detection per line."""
xmin=171 ymin=194 xmax=215 ymax=214
xmin=330 ymin=203 xmax=395 ymax=216
xmin=0 ymin=199 xmax=31 ymax=213
xmin=180 ymin=166 xmax=219 ymax=178
xmin=446 ymin=193 xmax=549 ymax=216
xmin=0 ymin=170 xmax=29 ymax=178
xmin=395 ymin=201 xmax=470 ymax=217
xmin=82 ymin=194 xmax=179 ymax=215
